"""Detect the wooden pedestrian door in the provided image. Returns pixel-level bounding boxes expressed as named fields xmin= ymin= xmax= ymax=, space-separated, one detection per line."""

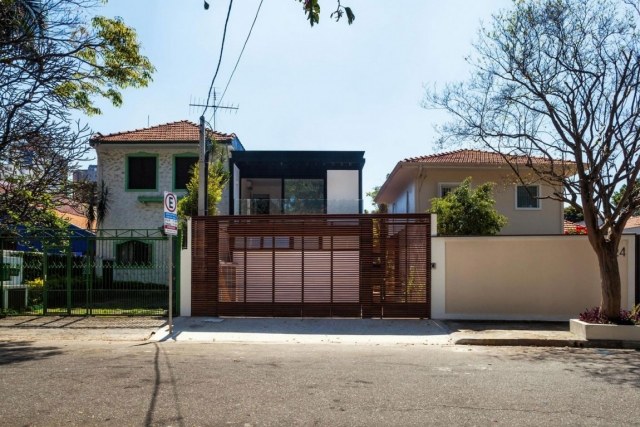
xmin=191 ymin=214 xmax=431 ymax=318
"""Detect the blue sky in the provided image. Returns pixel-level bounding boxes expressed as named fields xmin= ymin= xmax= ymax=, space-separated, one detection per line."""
xmin=84 ymin=0 xmax=512 ymax=208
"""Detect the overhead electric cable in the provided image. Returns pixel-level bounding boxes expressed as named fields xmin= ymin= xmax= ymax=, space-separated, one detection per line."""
xmin=216 ymin=0 xmax=264 ymax=108
xmin=203 ymin=0 xmax=234 ymax=116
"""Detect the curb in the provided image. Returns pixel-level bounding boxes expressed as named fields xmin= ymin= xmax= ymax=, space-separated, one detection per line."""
xmin=453 ymin=337 xmax=640 ymax=349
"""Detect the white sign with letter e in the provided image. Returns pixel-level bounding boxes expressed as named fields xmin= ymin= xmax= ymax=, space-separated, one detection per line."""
xmin=163 ymin=191 xmax=178 ymax=236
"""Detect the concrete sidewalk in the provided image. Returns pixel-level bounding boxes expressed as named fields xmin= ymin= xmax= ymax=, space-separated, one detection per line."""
xmin=2 ymin=316 xmax=637 ymax=348
xmin=0 ymin=316 xmax=165 ymax=341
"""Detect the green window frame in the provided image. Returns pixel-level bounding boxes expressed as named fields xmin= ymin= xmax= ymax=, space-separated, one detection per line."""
xmin=173 ymin=153 xmax=199 ymax=191
xmin=125 ymin=153 xmax=158 ymax=191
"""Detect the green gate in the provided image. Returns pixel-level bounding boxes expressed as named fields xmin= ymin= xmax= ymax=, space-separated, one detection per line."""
xmin=0 ymin=229 xmax=180 ymax=316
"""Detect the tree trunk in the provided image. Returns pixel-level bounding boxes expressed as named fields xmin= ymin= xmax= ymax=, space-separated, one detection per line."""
xmin=591 ymin=238 xmax=622 ymax=321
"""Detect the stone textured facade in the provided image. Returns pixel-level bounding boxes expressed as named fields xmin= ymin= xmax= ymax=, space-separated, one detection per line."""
xmin=96 ymin=145 xmax=197 ymax=230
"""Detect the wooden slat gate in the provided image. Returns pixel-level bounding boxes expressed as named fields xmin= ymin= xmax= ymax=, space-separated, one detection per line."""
xmin=191 ymin=214 xmax=431 ymax=318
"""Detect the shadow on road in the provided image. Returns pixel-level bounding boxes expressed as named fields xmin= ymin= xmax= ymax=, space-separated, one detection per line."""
xmin=0 ymin=341 xmax=63 ymax=365
xmin=144 ymin=342 xmax=185 ymax=427
xmin=495 ymin=347 xmax=640 ymax=389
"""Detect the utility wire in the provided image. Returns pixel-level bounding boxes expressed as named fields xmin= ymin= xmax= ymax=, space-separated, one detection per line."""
xmin=203 ymin=0 xmax=234 ymax=116
xmin=214 ymin=0 xmax=264 ymax=118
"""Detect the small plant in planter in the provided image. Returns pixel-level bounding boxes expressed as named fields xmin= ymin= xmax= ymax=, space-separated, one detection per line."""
xmin=579 ymin=305 xmax=640 ymax=326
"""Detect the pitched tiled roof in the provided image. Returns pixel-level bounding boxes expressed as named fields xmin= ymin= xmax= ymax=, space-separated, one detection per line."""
xmin=54 ymin=209 xmax=92 ymax=230
xmin=625 ymin=216 xmax=640 ymax=229
xmin=90 ymin=120 xmax=235 ymax=144
xmin=404 ymin=149 xmax=563 ymax=166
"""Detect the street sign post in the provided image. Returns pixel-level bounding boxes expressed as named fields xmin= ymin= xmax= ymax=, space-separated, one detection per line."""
xmin=163 ymin=191 xmax=178 ymax=236
xmin=163 ymin=191 xmax=178 ymax=335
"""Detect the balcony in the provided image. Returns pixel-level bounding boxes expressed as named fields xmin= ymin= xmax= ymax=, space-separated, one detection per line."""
xmin=234 ymin=199 xmax=362 ymax=215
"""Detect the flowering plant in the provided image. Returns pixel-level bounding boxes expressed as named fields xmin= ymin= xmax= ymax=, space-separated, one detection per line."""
xmin=579 ymin=305 xmax=640 ymax=325
xmin=564 ymin=225 xmax=587 ymax=235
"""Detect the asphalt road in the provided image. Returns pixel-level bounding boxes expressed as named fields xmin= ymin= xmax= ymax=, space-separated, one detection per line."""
xmin=0 ymin=341 xmax=638 ymax=426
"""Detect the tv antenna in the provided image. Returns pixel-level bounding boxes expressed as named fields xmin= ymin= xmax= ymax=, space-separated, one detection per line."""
xmin=189 ymin=90 xmax=238 ymax=131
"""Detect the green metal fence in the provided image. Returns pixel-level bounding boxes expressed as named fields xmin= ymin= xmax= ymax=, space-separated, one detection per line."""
xmin=0 ymin=229 xmax=180 ymax=316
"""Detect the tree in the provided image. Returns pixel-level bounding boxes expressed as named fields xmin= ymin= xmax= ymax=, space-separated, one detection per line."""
xmin=0 ymin=0 xmax=154 ymax=230
xmin=366 ymin=186 xmax=387 ymax=214
xmin=83 ymin=181 xmax=110 ymax=230
xmin=178 ymin=160 xmax=229 ymax=218
xmin=429 ymin=177 xmax=507 ymax=236
xmin=296 ymin=0 xmax=355 ymax=26
xmin=564 ymin=206 xmax=584 ymax=223
xmin=612 ymin=180 xmax=640 ymax=216
xmin=425 ymin=0 xmax=640 ymax=320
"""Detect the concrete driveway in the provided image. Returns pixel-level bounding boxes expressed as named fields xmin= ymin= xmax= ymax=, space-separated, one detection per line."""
xmin=152 ymin=317 xmax=453 ymax=345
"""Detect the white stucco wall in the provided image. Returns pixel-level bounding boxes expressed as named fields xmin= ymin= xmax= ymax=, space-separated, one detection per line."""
xmin=180 ymin=219 xmax=192 ymax=316
xmin=391 ymin=182 xmax=415 ymax=214
xmin=431 ymin=235 xmax=636 ymax=320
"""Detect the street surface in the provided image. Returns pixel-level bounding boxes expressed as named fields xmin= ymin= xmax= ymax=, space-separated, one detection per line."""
xmin=0 ymin=340 xmax=638 ymax=426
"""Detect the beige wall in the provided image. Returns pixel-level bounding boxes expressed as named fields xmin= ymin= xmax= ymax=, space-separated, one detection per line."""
xmin=431 ymin=235 xmax=636 ymax=320
xmin=415 ymin=167 xmax=564 ymax=235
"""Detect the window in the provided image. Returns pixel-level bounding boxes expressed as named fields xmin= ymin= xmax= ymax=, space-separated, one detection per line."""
xmin=516 ymin=185 xmax=540 ymax=209
xmin=284 ymin=179 xmax=325 ymax=214
xmin=174 ymin=155 xmax=198 ymax=190
xmin=127 ymin=155 xmax=157 ymax=190
xmin=116 ymin=240 xmax=152 ymax=266
xmin=438 ymin=183 xmax=460 ymax=198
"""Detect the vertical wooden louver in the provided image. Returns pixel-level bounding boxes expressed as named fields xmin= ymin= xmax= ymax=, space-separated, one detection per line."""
xmin=191 ymin=214 xmax=431 ymax=318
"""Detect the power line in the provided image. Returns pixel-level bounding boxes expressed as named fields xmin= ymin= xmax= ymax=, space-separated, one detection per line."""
xmin=203 ymin=0 xmax=234 ymax=116
xmin=215 ymin=0 xmax=264 ymax=111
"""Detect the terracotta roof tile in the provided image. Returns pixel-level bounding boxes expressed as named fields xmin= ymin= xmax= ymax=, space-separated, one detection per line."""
xmin=404 ymin=149 xmax=566 ymax=166
xmin=54 ymin=209 xmax=92 ymax=230
xmin=90 ymin=120 xmax=235 ymax=144
xmin=625 ymin=216 xmax=640 ymax=229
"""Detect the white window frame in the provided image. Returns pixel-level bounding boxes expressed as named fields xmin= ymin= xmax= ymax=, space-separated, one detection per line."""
xmin=515 ymin=184 xmax=541 ymax=210
xmin=438 ymin=182 xmax=460 ymax=198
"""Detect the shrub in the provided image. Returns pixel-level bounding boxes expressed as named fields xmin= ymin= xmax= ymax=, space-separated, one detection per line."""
xmin=579 ymin=305 xmax=640 ymax=325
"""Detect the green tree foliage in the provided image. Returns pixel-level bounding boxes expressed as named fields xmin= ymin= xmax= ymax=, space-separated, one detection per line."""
xmin=425 ymin=0 xmax=640 ymax=320
xmin=0 ymin=0 xmax=154 ymax=230
xmin=612 ymin=180 xmax=640 ymax=217
xmin=366 ymin=186 xmax=387 ymax=214
xmin=430 ymin=178 xmax=507 ymax=236
xmin=296 ymin=0 xmax=354 ymax=26
xmin=178 ymin=161 xmax=229 ymax=218
xmin=564 ymin=206 xmax=584 ymax=223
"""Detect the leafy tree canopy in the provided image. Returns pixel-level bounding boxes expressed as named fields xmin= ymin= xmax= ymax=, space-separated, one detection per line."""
xmin=612 ymin=180 xmax=640 ymax=217
xmin=366 ymin=186 xmax=387 ymax=214
xmin=178 ymin=160 xmax=229 ymax=219
xmin=564 ymin=205 xmax=584 ymax=223
xmin=0 ymin=0 xmax=154 ymax=230
xmin=430 ymin=177 xmax=507 ymax=236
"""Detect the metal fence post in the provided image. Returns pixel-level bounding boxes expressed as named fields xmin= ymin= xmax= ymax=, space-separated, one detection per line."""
xmin=66 ymin=244 xmax=72 ymax=315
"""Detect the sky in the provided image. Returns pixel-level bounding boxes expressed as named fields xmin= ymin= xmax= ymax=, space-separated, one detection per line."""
xmin=83 ymin=0 xmax=513 ymax=209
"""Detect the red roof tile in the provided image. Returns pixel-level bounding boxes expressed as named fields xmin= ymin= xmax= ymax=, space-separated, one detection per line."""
xmin=625 ymin=216 xmax=640 ymax=229
xmin=404 ymin=149 xmax=565 ymax=166
xmin=90 ymin=120 xmax=235 ymax=144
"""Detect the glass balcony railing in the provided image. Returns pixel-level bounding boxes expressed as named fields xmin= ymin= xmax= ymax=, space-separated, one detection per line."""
xmin=234 ymin=199 xmax=362 ymax=215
